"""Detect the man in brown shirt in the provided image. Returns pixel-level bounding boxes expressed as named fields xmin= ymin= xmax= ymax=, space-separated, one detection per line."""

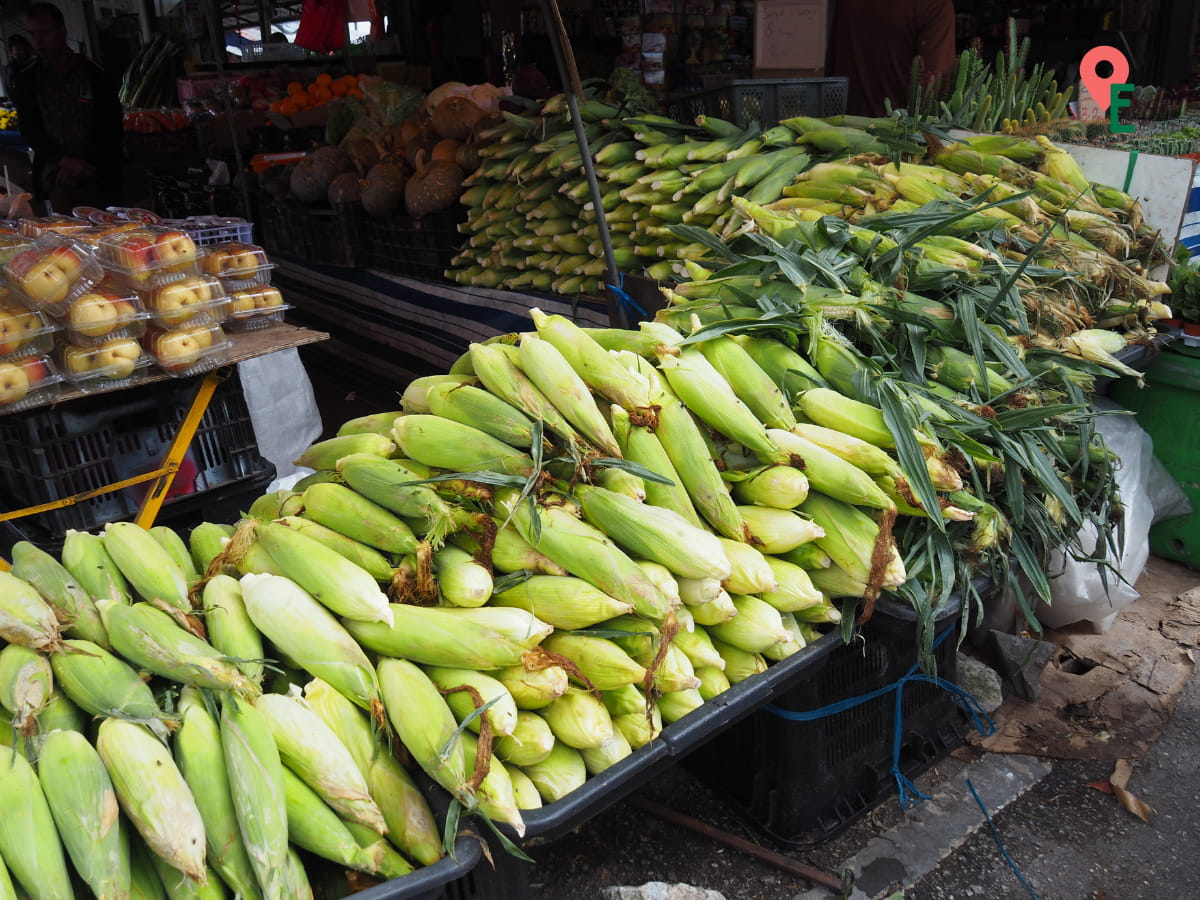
xmin=11 ymin=2 xmax=123 ymax=213
xmin=827 ymin=0 xmax=957 ymax=117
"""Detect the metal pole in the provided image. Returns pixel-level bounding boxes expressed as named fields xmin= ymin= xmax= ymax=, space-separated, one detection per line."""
xmin=204 ymin=0 xmax=253 ymax=221
xmin=535 ymin=0 xmax=630 ymax=328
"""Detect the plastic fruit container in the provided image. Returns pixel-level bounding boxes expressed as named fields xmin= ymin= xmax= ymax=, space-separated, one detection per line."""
xmin=0 ymin=354 xmax=62 ymax=414
xmin=0 ymin=301 xmax=57 ymax=360
xmin=142 ymin=274 xmax=229 ymax=328
xmin=18 ymin=215 xmax=92 ymax=238
xmin=96 ymin=226 xmax=202 ymax=290
xmin=4 ymin=235 xmax=104 ymax=318
xmin=142 ymin=316 xmax=231 ymax=377
xmin=59 ymin=337 xmax=152 ymax=393
xmin=0 ymin=233 xmax=33 ymax=268
xmin=224 ymin=284 xmax=289 ymax=331
xmin=200 ymin=241 xmax=274 ymax=286
xmin=62 ymin=284 xmax=150 ymax=345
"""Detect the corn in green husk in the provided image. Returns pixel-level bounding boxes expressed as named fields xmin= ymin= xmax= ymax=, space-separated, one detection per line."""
xmin=729 ymin=465 xmax=810 ymax=509
xmin=281 ymin=767 xmax=396 ymax=877
xmin=149 ymin=526 xmax=200 ymax=584
xmin=220 ymin=694 xmax=289 ymax=900
xmin=129 ymin=838 xmax=167 ymax=900
xmin=102 ymin=522 xmax=192 ymax=615
xmin=520 ymin=741 xmax=587 ymax=803
xmin=402 ymin=374 xmax=478 ymax=413
xmin=0 ymin=571 xmax=63 ymax=651
xmin=337 ymin=409 xmax=406 ymax=437
xmin=460 ymin=731 xmax=525 ymax=835
xmin=201 ymin=575 xmax=264 ymax=687
xmin=493 ymin=709 xmax=556 ymax=767
xmin=672 ymin=621 xmax=726 ymax=671
xmin=97 ymin=718 xmax=207 ymax=882
xmin=49 ymin=638 xmax=166 ymax=728
xmin=0 ymin=644 xmax=52 ymax=736
xmin=188 ymin=522 xmax=235 ymax=576
xmin=61 ymin=529 xmax=132 ymax=607
xmin=712 ymin=640 xmax=768 ymax=683
xmin=636 ymin=560 xmax=681 ymax=607
xmin=467 ymin=342 xmax=582 ymax=446
xmin=493 ymin=575 xmax=634 ymax=629
xmin=280 ymin=847 xmax=312 ymax=900
xmin=274 ymin=516 xmax=396 ymax=584
xmin=0 ymin=854 xmax=15 ymax=900
xmin=736 ymin=505 xmax=825 ymax=554
xmin=530 ymin=308 xmax=652 ymax=413
xmin=345 ymin=603 xmax=553 ymax=669
xmin=254 ymin=692 xmax=386 ymax=834
xmin=294 ymin=432 xmax=395 ymax=470
xmin=705 ymin=594 xmax=793 ymax=653
xmin=150 ymin=857 xmax=226 ymax=900
xmin=781 ymin=542 xmax=833 ymax=570
xmin=652 ymin=643 xmax=703 ymax=693
xmin=697 ymin=666 xmax=732 ymax=700
xmin=540 ymin=632 xmax=647 ymax=691
xmin=303 ymin=679 xmax=442 ymax=867
xmin=378 ymin=658 xmax=472 ymax=803
xmin=426 ymin=666 xmax=519 ymax=737
xmin=800 ymin=492 xmax=906 ymax=588
xmin=10 ymin=541 xmax=108 ymax=647
xmin=657 ymin=688 xmax=705 ymax=723
xmin=541 ymin=688 xmax=616 ymax=750
xmin=509 ymin=766 xmax=544 ymax=810
xmin=393 ymin=414 xmax=534 ymax=477
xmin=717 ymin=538 xmax=778 ymax=594
xmin=34 ymin=692 xmax=85 ymax=736
xmin=494 ymin=661 xmax=570 ymax=710
xmin=766 ymin=429 xmax=895 ymax=510
xmin=425 ymin=380 xmax=536 ymax=448
xmin=699 ymin=334 xmax=796 ymax=430
xmin=598 ymin=465 xmax=645 ymax=501
xmin=761 ymin=558 xmax=824 ymax=613
xmin=247 ymin=491 xmax=304 ymax=522
xmin=301 ymin=481 xmax=420 ymax=557
xmin=610 ymin=405 xmax=703 ymax=528
xmin=434 ymin=546 xmax=493 ymax=608
xmin=106 ymin=602 xmax=259 ymax=696
xmin=677 ymin=577 xmax=724 ymax=605
xmin=0 ymin=749 xmax=73 ymax=900
xmin=519 ymin=333 xmax=622 ymax=456
xmin=687 ymin=589 xmax=738 ymax=625
xmin=239 ymin=573 xmax=381 ymax=712
xmin=789 ymin=422 xmax=901 ymax=477
xmin=613 ymin=706 xmax=663 ymax=749
xmin=174 ymin=688 xmax=262 ymax=900
xmin=580 ymin=729 xmax=633 ymax=776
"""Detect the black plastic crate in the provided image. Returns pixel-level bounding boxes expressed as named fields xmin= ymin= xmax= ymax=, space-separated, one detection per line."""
xmin=685 ymin=591 xmax=983 ymax=849
xmin=666 ymin=78 xmax=849 ymax=127
xmin=0 ymin=370 xmax=272 ymax=542
xmin=255 ymin=196 xmax=306 ymax=261
xmin=366 ymin=208 xmax=468 ymax=281
xmin=301 ymin=204 xmax=364 ymax=268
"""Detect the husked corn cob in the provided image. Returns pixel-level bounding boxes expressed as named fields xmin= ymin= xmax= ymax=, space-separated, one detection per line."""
xmin=686 ymin=589 xmax=738 ymax=625
xmin=657 ymin=688 xmax=704 ymax=723
xmin=800 ymin=492 xmax=906 ymax=588
xmin=393 ymin=414 xmax=535 ymax=477
xmin=98 ymin=718 xmax=207 ymax=882
xmin=402 ymin=374 xmax=479 ymax=413
xmin=188 ymin=523 xmax=235 ymax=575
xmin=712 ymin=639 xmax=768 ymax=682
xmin=106 ymin=602 xmax=259 ymax=696
xmin=281 ymin=767 xmax=395 ymax=877
xmin=541 ymin=631 xmax=647 ymax=691
xmin=530 ymin=308 xmax=652 ymax=413
xmin=494 ymin=710 xmax=556 ymax=766
xmin=337 ymin=410 xmax=406 ymax=437
xmin=541 ymin=688 xmax=616 ymax=749
xmin=509 ymin=766 xmax=543 ymax=810
xmin=37 ymin=729 xmax=131 ymax=900
xmin=219 ymin=695 xmax=288 ymax=900
xmin=507 ymin=499 xmax=672 ymax=620
xmin=0 ymin=749 xmax=73 ymax=900
xmin=0 ymin=644 xmax=52 ymax=736
xmin=610 ymin=404 xmax=703 ymax=528
xmin=426 ymin=666 xmax=519 ymax=737
xmin=239 ymin=573 xmax=380 ymax=713
xmin=717 ymin=538 xmax=778 ymax=594
xmin=737 ymin=506 xmax=825 ymax=553
xmin=378 ymin=658 xmax=472 ymax=803
xmin=434 ymin=546 xmax=493 ymax=608
xmin=493 ymin=575 xmax=633 ymax=629
xmin=294 ymin=432 xmax=395 ymax=470
xmin=761 ymin=558 xmax=823 ymax=612
xmin=425 ymin=380 xmax=536 ymax=448
xmin=468 ymin=342 xmax=581 ymax=445
xmin=61 ymin=529 xmax=132 ymax=607
xmin=699 ymin=335 xmax=796 ymax=429
xmin=275 ymin=515 xmax=396 ymax=584
xmin=174 ymin=688 xmax=263 ymax=900
xmin=697 ymin=666 xmax=732 ymax=700
xmin=201 ymin=575 xmax=264 ymax=687
xmin=520 ymin=741 xmax=587 ymax=803
xmin=519 ymin=334 xmax=622 ymax=456
xmin=729 ymin=465 xmax=810 ymax=509
xmin=495 ymin=662 xmax=570 ymax=710
xmin=345 ymin=603 xmax=552 ymax=669
xmin=10 ymin=541 xmax=108 ymax=647
xmin=149 ymin=526 xmax=200 ymax=584
xmin=297 ymin=484 xmax=420 ymax=554
xmin=103 ymin=522 xmax=191 ymax=616
xmin=767 ymin=429 xmax=894 ymax=510
xmin=255 ymin=521 xmax=392 ymax=626
xmin=254 ymin=693 xmax=386 ymax=834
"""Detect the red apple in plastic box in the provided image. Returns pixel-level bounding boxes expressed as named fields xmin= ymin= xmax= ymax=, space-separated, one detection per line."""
xmin=202 ymin=242 xmax=266 ymax=278
xmin=9 ymin=245 xmax=84 ymax=308
xmin=63 ymin=337 xmax=141 ymax=379
xmin=150 ymin=230 xmax=197 ymax=265
xmin=149 ymin=276 xmax=216 ymax=326
xmin=68 ymin=287 xmax=134 ymax=337
xmin=0 ymin=355 xmax=49 ymax=404
xmin=0 ymin=304 xmax=45 ymax=355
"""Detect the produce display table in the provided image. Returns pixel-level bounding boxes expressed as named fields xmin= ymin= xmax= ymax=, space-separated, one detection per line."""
xmin=272 ymin=259 xmax=610 ymax=392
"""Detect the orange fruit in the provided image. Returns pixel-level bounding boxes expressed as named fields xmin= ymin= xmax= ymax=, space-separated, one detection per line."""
xmin=316 ymin=73 xmax=333 ymax=87
xmin=330 ymin=81 xmax=348 ymax=96
xmin=269 ymin=99 xmax=284 ymax=113
xmin=312 ymin=86 xmax=332 ymax=103
xmin=287 ymin=81 xmax=304 ymax=96
xmin=292 ymin=94 xmax=310 ymax=109
xmin=279 ymin=100 xmax=297 ymax=116
xmin=347 ymin=87 xmax=363 ymax=99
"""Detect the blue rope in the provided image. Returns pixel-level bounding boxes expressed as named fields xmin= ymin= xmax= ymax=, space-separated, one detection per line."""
xmin=967 ymin=778 xmax=1040 ymax=900
xmin=765 ymin=623 xmax=997 ymax=808
xmin=605 ymin=272 xmax=647 ymax=318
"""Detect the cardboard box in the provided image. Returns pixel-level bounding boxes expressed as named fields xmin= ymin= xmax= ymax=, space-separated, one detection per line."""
xmin=752 ymin=0 xmax=826 ymax=75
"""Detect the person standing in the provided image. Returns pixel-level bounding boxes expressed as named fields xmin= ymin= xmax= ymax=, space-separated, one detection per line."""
xmin=3 ymin=34 xmax=33 ymax=100
xmin=826 ymin=0 xmax=957 ymax=118
xmin=10 ymin=2 xmax=123 ymax=213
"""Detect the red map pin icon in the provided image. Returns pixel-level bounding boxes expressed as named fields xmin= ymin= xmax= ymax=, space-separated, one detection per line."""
xmin=1080 ymin=46 xmax=1130 ymax=113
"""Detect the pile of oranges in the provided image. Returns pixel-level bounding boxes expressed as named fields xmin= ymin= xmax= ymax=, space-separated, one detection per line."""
xmin=271 ymin=73 xmax=366 ymax=116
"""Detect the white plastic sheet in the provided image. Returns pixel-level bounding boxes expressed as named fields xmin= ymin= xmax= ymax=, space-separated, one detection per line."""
xmin=236 ymin=348 xmax=322 ymax=482
xmin=1039 ymin=403 xmax=1191 ymax=633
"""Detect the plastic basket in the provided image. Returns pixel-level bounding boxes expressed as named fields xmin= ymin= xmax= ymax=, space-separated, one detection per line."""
xmin=366 ymin=208 xmax=468 ymax=281
xmin=665 ymin=78 xmax=849 ymax=126
xmin=0 ymin=369 xmax=272 ymax=540
xmin=163 ymin=218 xmax=256 ymax=247
xmin=124 ymin=129 xmax=201 ymax=163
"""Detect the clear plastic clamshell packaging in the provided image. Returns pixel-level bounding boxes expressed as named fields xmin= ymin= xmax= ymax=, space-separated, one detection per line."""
xmin=18 ymin=214 xmax=92 ymax=238
xmin=59 ymin=336 xmax=152 ymax=393
xmin=0 ymin=233 xmax=33 ymax=268
xmin=201 ymin=240 xmax=275 ymax=287
xmin=94 ymin=225 xmax=202 ymax=291
xmin=0 ymin=300 xmax=58 ymax=360
xmin=224 ymin=283 xmax=289 ymax=331
xmin=141 ymin=274 xmax=230 ymax=328
xmin=141 ymin=313 xmax=231 ymax=377
xmin=62 ymin=282 xmax=151 ymax=346
xmin=0 ymin=353 xmax=61 ymax=413
xmin=3 ymin=235 xmax=105 ymax=318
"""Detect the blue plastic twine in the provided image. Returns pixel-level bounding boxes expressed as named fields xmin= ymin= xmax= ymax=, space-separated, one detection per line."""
xmin=606 ymin=272 xmax=647 ymax=318
xmin=765 ymin=623 xmax=997 ymax=809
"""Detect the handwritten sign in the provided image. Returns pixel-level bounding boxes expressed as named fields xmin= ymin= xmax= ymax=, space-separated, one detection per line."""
xmin=754 ymin=0 xmax=826 ymax=73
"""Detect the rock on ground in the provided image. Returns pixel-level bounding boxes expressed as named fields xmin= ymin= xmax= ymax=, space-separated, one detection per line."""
xmin=603 ymin=883 xmax=727 ymax=900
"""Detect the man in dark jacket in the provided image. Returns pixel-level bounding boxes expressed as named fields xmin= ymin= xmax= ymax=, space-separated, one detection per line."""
xmin=11 ymin=2 xmax=123 ymax=213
